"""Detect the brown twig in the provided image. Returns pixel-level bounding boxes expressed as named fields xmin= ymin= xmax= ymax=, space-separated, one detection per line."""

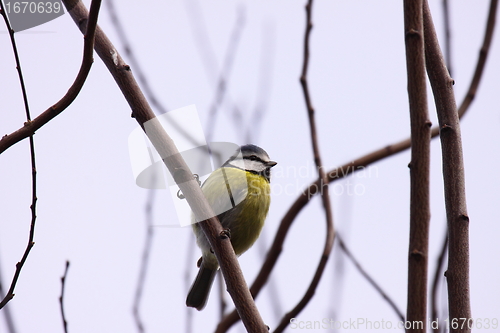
xmin=106 ymin=0 xmax=168 ymax=115
xmin=132 ymin=187 xmax=156 ymax=333
xmin=403 ymin=1 xmax=431 ymax=331
xmin=0 ymin=0 xmax=99 ymax=310
xmin=184 ymin=235 xmax=195 ymax=333
xmin=217 ymin=272 xmax=227 ymax=320
xmin=431 ymin=229 xmax=449 ymax=333
xmin=106 ymin=0 xmax=203 ymax=150
xmin=423 ymin=1 xmax=472 ymax=331
xmin=337 ymin=234 xmax=405 ymax=321
xmin=0 ymin=0 xmax=37 ymax=310
xmin=455 ymin=0 xmax=498 ymax=120
xmin=442 ymin=0 xmax=453 ymax=77
xmin=274 ymin=0 xmax=335 ymax=331
xmin=62 ymin=1 xmax=267 ymax=331
xmin=0 ymin=0 xmax=101 ymax=155
xmin=0 ymin=259 xmax=17 ymax=333
xmin=203 ymin=5 xmax=245 ymax=144
xmin=59 ymin=261 xmax=70 ymax=333
xmin=216 ymin=0 xmax=497 ymax=330
xmin=245 ymin=22 xmax=276 ymax=144
xmin=184 ymin=0 xmax=219 ymax=83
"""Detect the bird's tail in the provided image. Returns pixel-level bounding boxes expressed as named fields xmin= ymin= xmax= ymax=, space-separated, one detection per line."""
xmin=186 ymin=261 xmax=217 ymax=311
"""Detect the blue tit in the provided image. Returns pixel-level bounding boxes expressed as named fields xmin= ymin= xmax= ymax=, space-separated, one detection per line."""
xmin=186 ymin=144 xmax=277 ymax=310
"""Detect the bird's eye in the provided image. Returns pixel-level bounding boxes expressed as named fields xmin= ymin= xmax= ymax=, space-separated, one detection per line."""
xmin=249 ymin=155 xmax=258 ymax=161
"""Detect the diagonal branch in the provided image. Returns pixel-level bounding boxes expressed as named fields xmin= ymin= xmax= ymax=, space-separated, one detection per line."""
xmin=423 ymin=1 xmax=473 ymax=331
xmin=274 ymin=0 xmax=335 ymax=331
xmin=106 ymin=0 xmax=168 ymax=114
xmin=61 ymin=1 xmax=268 ymax=331
xmin=337 ymin=234 xmax=405 ymax=321
xmin=0 ymin=0 xmax=101 ymax=155
xmin=203 ymin=6 xmax=245 ymax=144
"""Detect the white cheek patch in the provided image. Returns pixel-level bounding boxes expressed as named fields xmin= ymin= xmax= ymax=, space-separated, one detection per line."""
xmin=228 ymin=159 xmax=246 ymax=169
xmin=245 ymin=160 xmax=266 ymax=173
xmin=228 ymin=158 xmax=267 ymax=173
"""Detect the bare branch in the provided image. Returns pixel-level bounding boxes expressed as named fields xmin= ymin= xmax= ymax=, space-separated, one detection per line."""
xmin=0 ymin=0 xmax=101 ymax=155
xmin=245 ymin=22 xmax=276 ymax=144
xmin=132 ymin=188 xmax=156 ymax=333
xmin=274 ymin=0 xmax=335 ymax=331
xmin=217 ymin=272 xmax=227 ymax=320
xmin=337 ymin=234 xmax=405 ymax=321
xmin=0 ymin=260 xmax=17 ymax=333
xmin=403 ymin=1 xmax=431 ymax=331
xmin=59 ymin=261 xmax=70 ymax=333
xmin=455 ymin=0 xmax=498 ymax=120
xmin=61 ymin=1 xmax=267 ymax=331
xmin=204 ymin=6 xmax=245 ymax=144
xmin=0 ymin=0 xmax=100 ymax=309
xmin=184 ymin=236 xmax=195 ymax=333
xmin=431 ymin=230 xmax=448 ymax=333
xmin=442 ymin=0 xmax=453 ymax=76
xmin=423 ymin=1 xmax=473 ymax=331
xmin=106 ymin=0 xmax=168 ymax=115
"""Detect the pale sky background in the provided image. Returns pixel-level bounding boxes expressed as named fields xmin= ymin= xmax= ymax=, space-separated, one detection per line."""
xmin=1 ymin=1 xmax=499 ymax=332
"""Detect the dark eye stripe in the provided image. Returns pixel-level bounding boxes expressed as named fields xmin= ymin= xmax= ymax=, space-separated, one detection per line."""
xmin=244 ymin=155 xmax=263 ymax=162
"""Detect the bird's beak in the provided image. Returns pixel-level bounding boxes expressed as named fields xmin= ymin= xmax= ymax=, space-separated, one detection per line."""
xmin=266 ymin=161 xmax=277 ymax=168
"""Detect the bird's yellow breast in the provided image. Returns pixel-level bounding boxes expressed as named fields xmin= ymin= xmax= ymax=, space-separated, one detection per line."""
xmin=195 ymin=167 xmax=271 ymax=256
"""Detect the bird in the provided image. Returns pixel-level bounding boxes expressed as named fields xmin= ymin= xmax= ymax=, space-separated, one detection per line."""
xmin=186 ymin=144 xmax=277 ymax=311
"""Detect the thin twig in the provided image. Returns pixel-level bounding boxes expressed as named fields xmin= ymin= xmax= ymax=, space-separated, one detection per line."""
xmin=423 ymin=1 xmax=472 ymax=331
xmin=256 ymin=232 xmax=283 ymax=321
xmin=431 ymin=230 xmax=449 ymax=333
xmin=0 ymin=0 xmax=101 ymax=155
xmin=0 ymin=0 xmax=100 ymax=309
xmin=106 ymin=0 xmax=203 ymax=149
xmin=244 ymin=22 xmax=276 ymax=144
xmin=0 ymin=0 xmax=39 ymax=312
xmin=106 ymin=0 xmax=167 ymax=115
xmin=184 ymin=0 xmax=219 ymax=83
xmin=454 ymin=0 xmax=498 ymax=120
xmin=274 ymin=0 xmax=335 ymax=331
xmin=337 ymin=234 xmax=405 ymax=321
xmin=0 ymin=260 xmax=17 ymax=333
xmin=183 ymin=0 xmax=246 ymax=127
xmin=216 ymin=0 xmax=496 ymax=328
xmin=132 ymin=188 xmax=156 ymax=333
xmin=203 ymin=5 xmax=245 ymax=144
xmin=59 ymin=261 xmax=70 ymax=333
xmin=217 ymin=271 xmax=227 ymax=320
xmin=442 ymin=0 xmax=453 ymax=77
xmin=184 ymin=235 xmax=195 ymax=333
xmin=62 ymin=1 xmax=268 ymax=331
xmin=0 ymin=0 xmax=38 ymax=309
